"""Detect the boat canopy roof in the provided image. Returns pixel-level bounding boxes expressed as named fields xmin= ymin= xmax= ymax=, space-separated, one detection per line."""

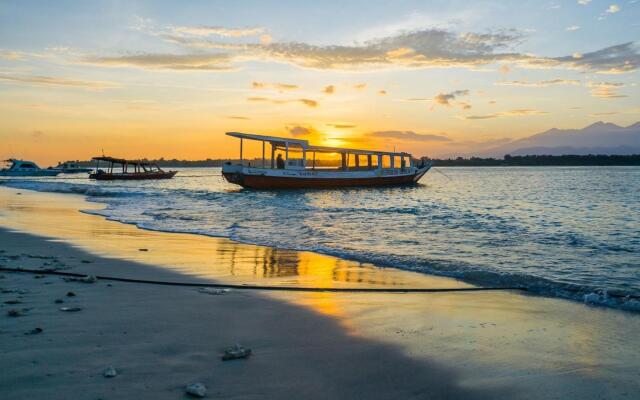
xmin=92 ymin=156 xmax=156 ymax=166
xmin=226 ymin=132 xmax=411 ymax=157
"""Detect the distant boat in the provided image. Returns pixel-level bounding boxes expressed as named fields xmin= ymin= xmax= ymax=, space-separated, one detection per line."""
xmin=0 ymin=159 xmax=61 ymax=177
xmin=222 ymin=132 xmax=431 ymax=189
xmin=53 ymin=161 xmax=93 ymax=174
xmin=89 ymin=156 xmax=177 ymax=180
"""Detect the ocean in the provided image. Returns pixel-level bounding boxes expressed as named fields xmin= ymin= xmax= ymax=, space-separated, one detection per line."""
xmin=2 ymin=166 xmax=639 ymax=310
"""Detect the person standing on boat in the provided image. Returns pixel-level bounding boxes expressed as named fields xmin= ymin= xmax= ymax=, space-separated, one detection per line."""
xmin=276 ymin=154 xmax=285 ymax=169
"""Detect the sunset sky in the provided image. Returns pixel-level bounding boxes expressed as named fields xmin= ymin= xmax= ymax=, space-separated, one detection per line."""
xmin=1 ymin=0 xmax=639 ymax=165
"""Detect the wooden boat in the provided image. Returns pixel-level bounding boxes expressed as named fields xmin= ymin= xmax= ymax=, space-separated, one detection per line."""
xmin=89 ymin=156 xmax=177 ymax=181
xmin=222 ymin=132 xmax=431 ymax=189
xmin=0 ymin=159 xmax=61 ymax=177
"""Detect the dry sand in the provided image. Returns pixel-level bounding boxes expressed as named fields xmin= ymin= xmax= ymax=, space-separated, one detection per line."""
xmin=1 ymin=186 xmax=639 ymax=399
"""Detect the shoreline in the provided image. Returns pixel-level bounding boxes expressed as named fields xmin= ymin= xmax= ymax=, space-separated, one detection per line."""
xmin=2 ymin=186 xmax=640 ymax=399
xmin=3 ymin=178 xmax=637 ymax=311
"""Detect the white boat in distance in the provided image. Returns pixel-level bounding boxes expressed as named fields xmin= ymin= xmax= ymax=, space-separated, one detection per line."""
xmin=0 ymin=159 xmax=61 ymax=176
xmin=222 ymin=132 xmax=431 ymax=189
xmin=53 ymin=161 xmax=93 ymax=174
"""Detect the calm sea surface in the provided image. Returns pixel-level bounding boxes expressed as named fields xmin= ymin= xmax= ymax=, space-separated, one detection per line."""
xmin=2 ymin=166 xmax=639 ymax=309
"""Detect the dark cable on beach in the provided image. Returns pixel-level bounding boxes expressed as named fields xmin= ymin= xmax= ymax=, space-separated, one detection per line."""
xmin=0 ymin=267 xmax=528 ymax=294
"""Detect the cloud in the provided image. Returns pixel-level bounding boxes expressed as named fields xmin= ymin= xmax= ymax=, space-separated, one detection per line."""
xmin=606 ymin=4 xmax=620 ymax=13
xmin=326 ymin=123 xmax=356 ymax=129
xmin=83 ymin=53 xmax=234 ymax=71
xmin=378 ymin=90 xmax=387 ymax=95
xmin=299 ymin=99 xmax=318 ymax=107
xmin=84 ymin=25 xmax=639 ymax=74
xmin=578 ymin=0 xmax=591 ymax=4
xmin=566 ymin=26 xmax=580 ymax=31
xmin=433 ymin=89 xmax=470 ymax=106
xmin=31 ymin=130 xmax=45 ymax=140
xmin=354 ymin=83 xmax=367 ymax=89
xmin=286 ymin=125 xmax=320 ymax=136
xmin=538 ymin=42 xmax=639 ymax=74
xmin=496 ymin=79 xmax=581 ymax=87
xmin=403 ymin=98 xmax=431 ymax=102
xmin=587 ymin=81 xmax=626 ymax=98
xmin=252 ymin=81 xmax=299 ymax=90
xmin=171 ymin=26 xmax=265 ymax=37
xmin=323 ymin=85 xmax=335 ymax=94
xmin=369 ymin=130 xmax=451 ymax=142
xmin=247 ymin=97 xmax=318 ymax=107
xmin=226 ymin=115 xmax=250 ymax=120
xmin=463 ymin=109 xmax=548 ymax=119
xmin=0 ymin=49 xmax=25 ymax=60
xmin=0 ymin=74 xmax=120 ymax=90
xmin=589 ymin=111 xmax=619 ymax=116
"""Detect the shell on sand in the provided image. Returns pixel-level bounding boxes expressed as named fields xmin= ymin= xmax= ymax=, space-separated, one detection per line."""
xmin=185 ymin=382 xmax=207 ymax=398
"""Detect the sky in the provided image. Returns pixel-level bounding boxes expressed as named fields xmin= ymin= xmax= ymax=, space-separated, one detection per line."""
xmin=0 ymin=0 xmax=639 ymax=165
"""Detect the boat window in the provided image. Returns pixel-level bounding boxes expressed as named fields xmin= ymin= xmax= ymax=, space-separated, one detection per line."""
xmin=393 ymin=156 xmax=402 ymax=169
xmin=309 ymin=152 xmax=342 ymax=169
xmin=369 ymin=154 xmax=378 ymax=169
xmin=381 ymin=155 xmax=391 ymax=169
xmin=21 ymin=163 xmax=36 ymax=168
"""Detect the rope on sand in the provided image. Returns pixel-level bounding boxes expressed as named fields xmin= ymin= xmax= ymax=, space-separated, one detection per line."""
xmin=0 ymin=267 xmax=528 ymax=294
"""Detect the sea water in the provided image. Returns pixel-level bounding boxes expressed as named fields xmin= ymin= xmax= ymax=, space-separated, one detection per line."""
xmin=2 ymin=166 xmax=639 ymax=310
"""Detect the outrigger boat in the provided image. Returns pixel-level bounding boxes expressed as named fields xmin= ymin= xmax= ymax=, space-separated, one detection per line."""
xmin=89 ymin=156 xmax=177 ymax=181
xmin=222 ymin=132 xmax=431 ymax=189
xmin=0 ymin=159 xmax=60 ymax=177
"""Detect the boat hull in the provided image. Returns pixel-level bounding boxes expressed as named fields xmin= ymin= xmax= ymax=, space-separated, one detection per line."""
xmin=223 ymin=167 xmax=429 ymax=189
xmin=0 ymin=170 xmax=60 ymax=177
xmin=89 ymin=171 xmax=177 ymax=181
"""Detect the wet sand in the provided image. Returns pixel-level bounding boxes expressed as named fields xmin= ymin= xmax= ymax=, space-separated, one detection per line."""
xmin=1 ymin=186 xmax=639 ymax=399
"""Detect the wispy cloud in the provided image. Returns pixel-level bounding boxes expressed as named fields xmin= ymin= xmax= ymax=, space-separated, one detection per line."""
xmin=252 ymin=81 xmax=299 ymax=90
xmin=565 ymin=25 xmax=580 ymax=31
xmin=247 ymin=96 xmax=318 ymax=107
xmin=496 ymin=79 xmax=581 ymax=87
xmin=587 ymin=81 xmax=626 ymax=98
xmin=225 ymin=115 xmax=250 ymax=120
xmin=0 ymin=74 xmax=120 ymax=90
xmin=286 ymin=125 xmax=319 ymax=136
xmin=369 ymin=130 xmax=451 ymax=142
xmin=463 ymin=109 xmax=548 ymax=119
xmin=578 ymin=0 xmax=591 ymax=5
xmin=326 ymin=123 xmax=356 ymax=129
xmin=323 ymin=85 xmax=335 ymax=94
xmin=170 ymin=26 xmax=265 ymax=38
xmin=0 ymin=49 xmax=25 ymax=60
xmin=537 ymin=42 xmax=639 ymax=74
xmin=83 ymin=53 xmax=234 ymax=71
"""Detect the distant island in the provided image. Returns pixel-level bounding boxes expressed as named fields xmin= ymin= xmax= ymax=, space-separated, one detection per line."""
xmin=76 ymin=154 xmax=640 ymax=167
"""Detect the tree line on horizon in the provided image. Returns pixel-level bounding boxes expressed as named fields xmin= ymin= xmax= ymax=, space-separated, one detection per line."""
xmin=76 ymin=154 xmax=640 ymax=167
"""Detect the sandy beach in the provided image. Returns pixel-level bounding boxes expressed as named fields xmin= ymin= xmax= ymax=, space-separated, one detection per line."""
xmin=2 ymin=186 xmax=640 ymax=399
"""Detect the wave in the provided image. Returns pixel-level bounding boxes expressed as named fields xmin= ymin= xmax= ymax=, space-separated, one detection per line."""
xmin=3 ymin=176 xmax=639 ymax=312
